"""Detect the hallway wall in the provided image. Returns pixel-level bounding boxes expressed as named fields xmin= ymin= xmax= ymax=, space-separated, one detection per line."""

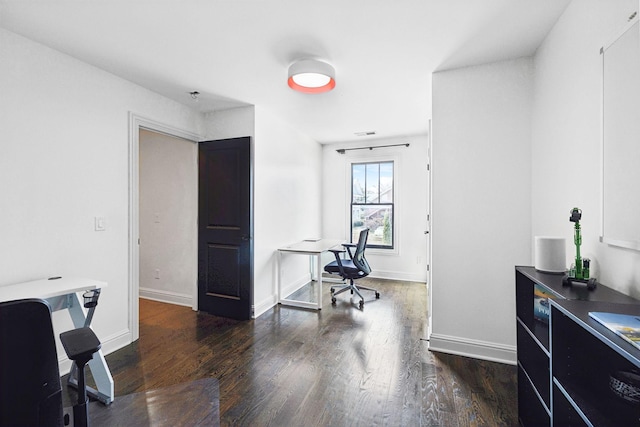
xmin=139 ymin=129 xmax=198 ymax=306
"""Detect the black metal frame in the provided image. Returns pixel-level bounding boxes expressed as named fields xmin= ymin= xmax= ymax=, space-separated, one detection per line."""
xmin=350 ymin=161 xmax=394 ymax=249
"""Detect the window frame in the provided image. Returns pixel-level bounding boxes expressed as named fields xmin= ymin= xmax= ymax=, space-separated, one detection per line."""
xmin=350 ymin=160 xmax=395 ymax=250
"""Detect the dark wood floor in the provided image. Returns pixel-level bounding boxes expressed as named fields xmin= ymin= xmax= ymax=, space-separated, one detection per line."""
xmin=65 ymin=278 xmax=518 ymax=426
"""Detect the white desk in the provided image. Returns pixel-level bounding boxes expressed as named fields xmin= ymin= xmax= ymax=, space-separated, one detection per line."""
xmin=277 ymin=239 xmax=344 ymax=310
xmin=0 ymin=277 xmax=114 ymax=404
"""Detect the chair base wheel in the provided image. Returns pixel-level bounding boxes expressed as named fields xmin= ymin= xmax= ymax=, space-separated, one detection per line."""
xmin=375 ymin=292 xmax=380 ymax=299
xmin=359 ymin=300 xmax=364 ymax=309
xmin=331 ymin=297 xmax=337 ymax=305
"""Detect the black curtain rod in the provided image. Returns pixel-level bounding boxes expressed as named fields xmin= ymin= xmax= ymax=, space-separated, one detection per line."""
xmin=336 ymin=143 xmax=410 ymax=154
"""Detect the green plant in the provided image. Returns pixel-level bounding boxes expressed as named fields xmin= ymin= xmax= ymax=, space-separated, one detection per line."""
xmin=383 ymin=212 xmax=391 ymax=244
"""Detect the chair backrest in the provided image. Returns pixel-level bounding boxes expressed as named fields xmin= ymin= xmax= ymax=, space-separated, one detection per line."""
xmin=352 ymin=228 xmax=371 ymax=275
xmin=0 ymin=299 xmax=64 ymax=427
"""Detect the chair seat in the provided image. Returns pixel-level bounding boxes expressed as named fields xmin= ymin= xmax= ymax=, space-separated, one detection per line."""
xmin=324 ymin=228 xmax=378 ymax=309
xmin=60 ymin=327 xmax=101 ymax=362
xmin=324 ymin=260 xmax=367 ymax=278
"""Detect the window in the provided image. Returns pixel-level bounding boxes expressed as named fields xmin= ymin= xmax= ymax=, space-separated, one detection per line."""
xmin=351 ymin=161 xmax=394 ymax=248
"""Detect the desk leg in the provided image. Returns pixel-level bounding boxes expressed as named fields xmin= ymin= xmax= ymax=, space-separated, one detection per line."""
xmin=316 ymin=253 xmax=322 ymax=309
xmin=309 ymin=254 xmax=316 ymax=281
xmin=67 ymin=293 xmax=114 ymax=404
xmin=277 ymin=250 xmax=324 ymax=311
xmin=277 ymin=250 xmax=282 ymax=304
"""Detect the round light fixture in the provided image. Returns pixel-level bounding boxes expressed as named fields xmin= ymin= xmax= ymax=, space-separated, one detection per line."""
xmin=288 ymin=59 xmax=336 ymax=94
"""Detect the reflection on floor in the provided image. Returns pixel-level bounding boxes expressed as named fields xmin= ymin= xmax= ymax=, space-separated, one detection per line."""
xmin=64 ymin=278 xmax=517 ymax=426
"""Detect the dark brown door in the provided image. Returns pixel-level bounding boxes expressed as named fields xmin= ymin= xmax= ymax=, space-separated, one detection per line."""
xmin=198 ymin=137 xmax=252 ymax=320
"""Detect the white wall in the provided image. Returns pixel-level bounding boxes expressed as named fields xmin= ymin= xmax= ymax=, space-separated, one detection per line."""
xmin=253 ymin=106 xmax=323 ymax=317
xmin=321 ymin=135 xmax=429 ymax=282
xmin=430 ymin=58 xmax=533 ymax=364
xmin=139 ymin=129 xmax=197 ymax=306
xmin=532 ymin=0 xmax=640 ymax=298
xmin=202 ymin=107 xmax=256 ymax=141
xmin=0 ymin=28 xmax=202 ymax=363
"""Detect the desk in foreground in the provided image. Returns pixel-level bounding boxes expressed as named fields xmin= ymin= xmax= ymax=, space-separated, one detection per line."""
xmin=0 ymin=276 xmax=114 ymax=404
xmin=277 ymin=239 xmax=344 ymax=310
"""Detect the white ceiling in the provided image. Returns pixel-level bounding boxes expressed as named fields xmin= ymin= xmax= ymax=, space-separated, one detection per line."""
xmin=0 ymin=0 xmax=570 ymax=143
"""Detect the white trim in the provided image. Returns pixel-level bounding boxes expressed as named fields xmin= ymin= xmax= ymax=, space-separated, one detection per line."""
xmin=368 ymin=269 xmax=427 ymax=283
xmin=428 ymin=333 xmax=516 ymax=365
xmin=252 ymin=271 xmax=427 ymax=320
xmin=426 ymin=119 xmax=433 ymax=340
xmin=253 ymin=296 xmax=277 ymax=319
xmin=279 ymin=272 xmax=313 ymax=301
xmin=128 ymin=113 xmax=201 ymax=341
xmin=253 ymin=273 xmax=315 ymax=319
xmin=139 ymin=287 xmax=194 ymax=307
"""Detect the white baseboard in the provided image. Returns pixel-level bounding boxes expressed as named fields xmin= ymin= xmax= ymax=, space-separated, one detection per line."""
xmin=254 ymin=272 xmax=426 ymax=319
xmin=428 ymin=333 xmax=516 ymax=365
xmin=253 ymin=296 xmax=277 ymax=319
xmin=139 ymin=287 xmax=193 ymax=307
xmin=369 ymin=269 xmax=427 ymax=283
xmin=280 ymin=273 xmax=312 ymax=298
xmin=58 ymin=328 xmax=132 ymax=375
xmin=252 ymin=273 xmax=311 ymax=319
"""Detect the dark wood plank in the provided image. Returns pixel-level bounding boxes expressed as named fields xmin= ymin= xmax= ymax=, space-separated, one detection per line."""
xmin=63 ymin=278 xmax=517 ymax=426
xmin=88 ymin=377 xmax=219 ymax=426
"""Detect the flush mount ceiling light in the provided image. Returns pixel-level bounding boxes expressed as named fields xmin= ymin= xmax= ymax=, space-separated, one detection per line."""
xmin=287 ymin=59 xmax=336 ymax=94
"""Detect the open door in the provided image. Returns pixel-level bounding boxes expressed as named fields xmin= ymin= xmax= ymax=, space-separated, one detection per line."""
xmin=198 ymin=137 xmax=252 ymax=320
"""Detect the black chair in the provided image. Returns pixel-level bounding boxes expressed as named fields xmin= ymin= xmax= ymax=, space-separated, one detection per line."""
xmin=60 ymin=326 xmax=101 ymax=427
xmin=324 ymin=228 xmax=380 ymax=309
xmin=0 ymin=298 xmax=101 ymax=427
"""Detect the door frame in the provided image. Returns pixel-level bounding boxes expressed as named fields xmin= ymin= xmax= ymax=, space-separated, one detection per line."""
xmin=427 ymin=118 xmax=433 ymax=340
xmin=128 ymin=112 xmax=201 ymax=341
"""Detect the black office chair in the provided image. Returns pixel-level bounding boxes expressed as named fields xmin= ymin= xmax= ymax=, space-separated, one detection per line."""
xmin=0 ymin=298 xmax=101 ymax=427
xmin=324 ymin=228 xmax=380 ymax=309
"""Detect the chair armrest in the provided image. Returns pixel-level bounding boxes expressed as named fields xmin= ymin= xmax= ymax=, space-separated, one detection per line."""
xmin=326 ymin=248 xmax=349 ymax=277
xmin=60 ymin=327 xmax=101 ymax=362
xmin=342 ymin=242 xmax=357 ymax=258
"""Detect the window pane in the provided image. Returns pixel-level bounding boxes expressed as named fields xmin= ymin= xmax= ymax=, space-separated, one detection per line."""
xmin=351 ymin=161 xmax=394 ymax=249
xmin=379 ymin=162 xmax=393 ymax=203
xmin=351 ymin=205 xmax=393 ymax=247
xmin=352 ymin=164 xmax=365 ymax=203
xmin=365 ymin=163 xmax=379 ymax=203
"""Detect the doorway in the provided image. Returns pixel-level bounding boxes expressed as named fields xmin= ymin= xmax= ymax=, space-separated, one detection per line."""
xmin=139 ymin=129 xmax=198 ymax=305
xmin=128 ymin=113 xmax=201 ymax=341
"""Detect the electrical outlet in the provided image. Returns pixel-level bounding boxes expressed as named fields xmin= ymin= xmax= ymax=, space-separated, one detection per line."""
xmin=154 ymin=269 xmax=160 ymax=279
xmin=95 ymin=217 xmax=106 ymax=231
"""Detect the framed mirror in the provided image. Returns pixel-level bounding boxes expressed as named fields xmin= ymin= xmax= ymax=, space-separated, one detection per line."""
xmin=601 ymin=14 xmax=640 ymax=250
